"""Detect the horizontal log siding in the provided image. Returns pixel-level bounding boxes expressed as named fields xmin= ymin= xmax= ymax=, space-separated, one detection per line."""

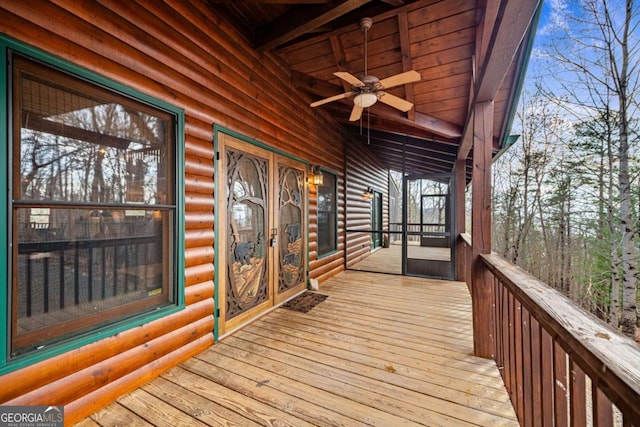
xmin=345 ymin=139 xmax=389 ymax=268
xmin=0 ymin=0 xmax=345 ymax=423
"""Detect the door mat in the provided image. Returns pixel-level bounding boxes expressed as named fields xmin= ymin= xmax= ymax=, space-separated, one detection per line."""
xmin=281 ymin=292 xmax=329 ymax=313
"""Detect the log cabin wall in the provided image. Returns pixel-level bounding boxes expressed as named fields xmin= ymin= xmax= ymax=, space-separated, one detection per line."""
xmin=0 ymin=1 xmax=345 ymax=423
xmin=345 ymin=138 xmax=390 ymax=268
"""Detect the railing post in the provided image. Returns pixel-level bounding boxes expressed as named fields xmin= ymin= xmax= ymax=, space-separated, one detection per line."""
xmin=471 ymin=101 xmax=494 ymax=358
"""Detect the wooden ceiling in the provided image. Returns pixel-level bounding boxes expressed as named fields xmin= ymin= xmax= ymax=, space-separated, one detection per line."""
xmin=210 ymin=0 xmax=540 ymax=176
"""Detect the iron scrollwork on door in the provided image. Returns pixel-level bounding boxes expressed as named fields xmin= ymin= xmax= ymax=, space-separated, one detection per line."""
xmin=278 ymin=165 xmax=304 ymax=293
xmin=226 ymin=149 xmax=269 ymax=319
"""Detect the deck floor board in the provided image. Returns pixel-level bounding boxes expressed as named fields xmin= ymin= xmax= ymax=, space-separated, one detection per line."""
xmin=87 ymin=270 xmax=517 ymax=426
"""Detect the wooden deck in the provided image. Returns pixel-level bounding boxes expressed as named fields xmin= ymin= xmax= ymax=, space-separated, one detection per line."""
xmin=350 ymin=243 xmax=451 ymax=275
xmin=77 ymin=271 xmax=517 ymax=426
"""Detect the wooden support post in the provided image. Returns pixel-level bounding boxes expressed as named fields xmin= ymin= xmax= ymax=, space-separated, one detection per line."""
xmin=454 ymin=157 xmax=467 ymax=283
xmin=471 ymin=101 xmax=494 ymax=358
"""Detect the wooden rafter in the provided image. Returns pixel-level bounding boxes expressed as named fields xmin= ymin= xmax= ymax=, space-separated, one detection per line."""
xmin=255 ymin=0 xmax=373 ymax=51
xmin=329 ymin=35 xmax=352 ymax=92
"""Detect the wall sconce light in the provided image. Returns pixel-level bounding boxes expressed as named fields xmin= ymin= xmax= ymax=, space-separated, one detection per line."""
xmin=362 ymin=186 xmax=374 ymax=199
xmin=310 ymin=166 xmax=324 ymax=186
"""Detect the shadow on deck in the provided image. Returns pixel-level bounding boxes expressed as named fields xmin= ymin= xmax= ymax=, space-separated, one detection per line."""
xmin=78 ymin=270 xmax=517 ymax=426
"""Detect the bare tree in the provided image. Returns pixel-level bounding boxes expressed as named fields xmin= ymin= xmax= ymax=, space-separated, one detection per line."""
xmin=537 ymin=0 xmax=639 ymax=338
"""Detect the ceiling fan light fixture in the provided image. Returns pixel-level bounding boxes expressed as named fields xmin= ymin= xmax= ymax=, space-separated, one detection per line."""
xmin=354 ymin=92 xmax=377 ymax=108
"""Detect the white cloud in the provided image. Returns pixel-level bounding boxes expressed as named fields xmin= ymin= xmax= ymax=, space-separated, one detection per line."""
xmin=538 ymin=0 xmax=570 ymax=36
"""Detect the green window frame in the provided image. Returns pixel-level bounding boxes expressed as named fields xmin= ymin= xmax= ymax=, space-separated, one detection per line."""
xmin=0 ymin=36 xmax=185 ymax=371
xmin=317 ymin=170 xmax=337 ymax=257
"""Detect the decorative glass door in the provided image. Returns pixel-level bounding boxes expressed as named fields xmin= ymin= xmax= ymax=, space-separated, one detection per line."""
xmin=217 ymin=133 xmax=306 ymax=336
xmin=275 ymin=157 xmax=306 ymax=303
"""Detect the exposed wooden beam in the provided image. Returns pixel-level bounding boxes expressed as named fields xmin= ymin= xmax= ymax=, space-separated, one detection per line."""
xmin=372 ymin=106 xmax=462 ymax=140
xmin=458 ymin=0 xmax=540 ymax=160
xmin=476 ymin=0 xmax=539 ymax=102
xmin=294 ymin=72 xmax=462 ymax=139
xmin=380 ymin=0 xmax=405 ymax=5
xmin=255 ymin=0 xmax=373 ymax=51
xmin=329 ymin=35 xmax=352 ymax=92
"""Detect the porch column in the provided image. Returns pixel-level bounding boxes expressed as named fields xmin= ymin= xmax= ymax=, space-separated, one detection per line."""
xmin=454 ymin=157 xmax=467 ymax=283
xmin=471 ymin=101 xmax=494 ymax=358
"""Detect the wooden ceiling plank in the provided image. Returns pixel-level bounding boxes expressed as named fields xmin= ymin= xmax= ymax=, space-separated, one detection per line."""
xmin=397 ymin=12 xmax=415 ymax=120
xmin=255 ymin=0 xmax=374 ymax=51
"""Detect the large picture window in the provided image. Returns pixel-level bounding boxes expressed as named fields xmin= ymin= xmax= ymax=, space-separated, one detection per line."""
xmin=317 ymin=171 xmax=337 ymax=257
xmin=9 ymin=54 xmax=178 ymax=356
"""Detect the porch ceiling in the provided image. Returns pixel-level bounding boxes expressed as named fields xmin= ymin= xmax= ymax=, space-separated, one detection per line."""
xmin=209 ymin=0 xmax=540 ymax=177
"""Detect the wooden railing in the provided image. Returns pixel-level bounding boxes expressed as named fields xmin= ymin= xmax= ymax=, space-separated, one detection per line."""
xmin=480 ymin=252 xmax=640 ymax=427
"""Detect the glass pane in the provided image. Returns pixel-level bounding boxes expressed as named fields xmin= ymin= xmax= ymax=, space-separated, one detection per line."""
xmin=13 ymin=207 xmax=171 ymax=354
xmin=278 ymin=165 xmax=304 ymax=293
xmin=16 ymin=57 xmax=171 ymax=205
xmin=317 ymin=172 xmax=336 ymax=256
xmin=226 ymin=150 xmax=269 ymax=319
xmin=11 ymin=55 xmax=176 ymax=356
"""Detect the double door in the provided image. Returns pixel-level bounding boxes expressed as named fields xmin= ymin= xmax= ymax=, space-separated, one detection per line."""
xmin=217 ymin=134 xmax=307 ymax=336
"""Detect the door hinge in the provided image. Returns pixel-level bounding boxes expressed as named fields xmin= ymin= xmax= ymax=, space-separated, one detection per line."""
xmin=215 ymin=308 xmax=220 ymax=318
xmin=216 ymin=151 xmax=220 ymax=161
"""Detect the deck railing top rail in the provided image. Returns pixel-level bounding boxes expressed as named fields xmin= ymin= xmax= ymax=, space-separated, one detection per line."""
xmin=481 ymin=252 xmax=640 ymax=425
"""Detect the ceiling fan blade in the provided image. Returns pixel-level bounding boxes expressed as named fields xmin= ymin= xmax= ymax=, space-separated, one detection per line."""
xmin=378 ymin=70 xmax=421 ymax=90
xmin=310 ymin=91 xmax=354 ymax=108
xmin=349 ymin=105 xmax=364 ymax=121
xmin=378 ymin=91 xmax=414 ymax=112
xmin=334 ymin=71 xmax=365 ymax=87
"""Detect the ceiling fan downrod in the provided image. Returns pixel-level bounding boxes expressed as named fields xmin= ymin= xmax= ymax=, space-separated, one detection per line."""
xmin=360 ymin=17 xmax=373 ymax=77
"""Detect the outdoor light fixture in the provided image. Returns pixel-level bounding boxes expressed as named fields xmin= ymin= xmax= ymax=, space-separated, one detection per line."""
xmin=353 ymin=92 xmax=378 ymax=108
xmin=310 ymin=166 xmax=324 ymax=186
xmin=362 ymin=186 xmax=374 ymax=199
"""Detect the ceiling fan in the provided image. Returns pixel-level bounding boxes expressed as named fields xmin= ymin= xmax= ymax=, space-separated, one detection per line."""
xmin=310 ymin=17 xmax=421 ymax=122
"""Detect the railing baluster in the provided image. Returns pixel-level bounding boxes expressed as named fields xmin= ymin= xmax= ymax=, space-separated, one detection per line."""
xmin=113 ymin=246 xmax=118 ymax=296
xmin=530 ymin=317 xmax=543 ymax=427
xmin=101 ymin=246 xmax=106 ymax=299
xmin=569 ymin=359 xmax=586 ymax=427
xmin=554 ymin=340 xmax=569 ymax=426
xmin=495 ymin=278 xmax=504 ymax=372
xmin=26 ymin=256 xmax=32 ymax=317
xmin=592 ymin=385 xmax=613 ymax=427
xmin=522 ymin=307 xmax=533 ymax=427
xmin=43 ymin=257 xmax=49 ymax=313
xmin=540 ymin=329 xmax=555 ymax=427
xmin=88 ymin=246 xmax=94 ymax=302
xmin=515 ymin=300 xmax=524 ymax=422
xmin=502 ymin=284 xmax=510 ymax=383
xmin=508 ymin=292 xmax=517 ymax=405
xmin=59 ymin=250 xmax=65 ymax=309
xmin=74 ymin=241 xmax=80 ymax=305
